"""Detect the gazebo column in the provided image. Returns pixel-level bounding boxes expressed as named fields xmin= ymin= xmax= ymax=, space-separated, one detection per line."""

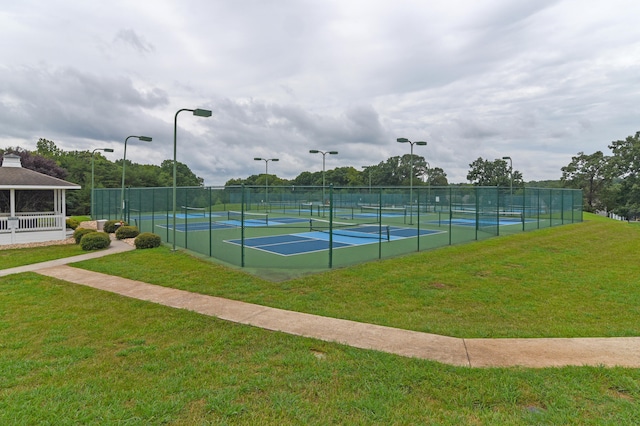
xmin=10 ymin=189 xmax=15 ymax=217
xmin=9 ymin=189 xmax=16 ymax=243
xmin=55 ymin=189 xmax=66 ymax=237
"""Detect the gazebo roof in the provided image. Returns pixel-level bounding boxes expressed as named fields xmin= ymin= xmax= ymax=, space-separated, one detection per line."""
xmin=0 ymin=153 xmax=81 ymax=190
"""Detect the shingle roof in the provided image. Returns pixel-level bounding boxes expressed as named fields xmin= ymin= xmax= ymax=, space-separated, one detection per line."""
xmin=0 ymin=159 xmax=81 ymax=190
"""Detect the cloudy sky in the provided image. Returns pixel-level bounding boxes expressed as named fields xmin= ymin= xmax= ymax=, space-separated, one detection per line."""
xmin=1 ymin=0 xmax=639 ymax=185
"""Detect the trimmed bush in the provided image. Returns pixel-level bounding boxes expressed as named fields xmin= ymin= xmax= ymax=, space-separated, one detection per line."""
xmin=116 ymin=225 xmax=140 ymax=240
xmin=66 ymin=218 xmax=80 ymax=230
xmin=80 ymin=232 xmax=111 ymax=251
xmin=135 ymin=232 xmax=162 ymax=249
xmin=104 ymin=220 xmax=128 ymax=233
xmin=73 ymin=227 xmax=96 ymax=244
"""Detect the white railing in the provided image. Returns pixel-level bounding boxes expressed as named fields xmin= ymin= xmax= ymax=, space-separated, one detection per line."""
xmin=0 ymin=212 xmax=64 ymax=233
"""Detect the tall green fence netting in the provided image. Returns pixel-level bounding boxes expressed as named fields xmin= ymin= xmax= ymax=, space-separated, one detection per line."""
xmin=94 ymin=185 xmax=583 ymax=270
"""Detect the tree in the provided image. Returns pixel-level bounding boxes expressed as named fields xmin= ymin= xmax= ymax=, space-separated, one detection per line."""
xmin=254 ymin=173 xmax=288 ymax=187
xmin=608 ymin=131 xmax=640 ymax=218
xmin=367 ymin=155 xmax=427 ymax=186
xmin=160 ymin=160 xmax=204 ymax=187
xmin=35 ymin=138 xmax=63 ymax=158
xmin=425 ymin=166 xmax=448 ymax=186
xmin=397 ymin=154 xmax=428 ymax=186
xmin=292 ymin=171 xmax=321 ymax=186
xmin=324 ymin=166 xmax=360 ymax=186
xmin=0 ymin=147 xmax=68 ymax=179
xmin=371 ymin=156 xmax=402 ymax=186
xmin=525 ymin=180 xmax=563 ymax=188
xmin=561 ymin=151 xmax=613 ymax=212
xmin=224 ymin=177 xmax=246 ymax=186
xmin=467 ymin=157 xmax=523 ymax=187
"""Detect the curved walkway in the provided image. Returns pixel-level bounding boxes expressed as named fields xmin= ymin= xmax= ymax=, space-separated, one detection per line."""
xmin=4 ymin=240 xmax=640 ymax=368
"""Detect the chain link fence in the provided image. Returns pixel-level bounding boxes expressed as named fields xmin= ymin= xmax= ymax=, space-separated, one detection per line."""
xmin=94 ymin=185 xmax=583 ymax=270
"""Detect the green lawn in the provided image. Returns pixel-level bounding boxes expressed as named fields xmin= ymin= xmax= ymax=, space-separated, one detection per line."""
xmin=1 ymin=273 xmax=639 ymax=424
xmin=1 ymin=213 xmax=639 ymax=424
xmin=73 ymin=214 xmax=640 ymax=338
xmin=0 ymin=244 xmax=84 ymax=270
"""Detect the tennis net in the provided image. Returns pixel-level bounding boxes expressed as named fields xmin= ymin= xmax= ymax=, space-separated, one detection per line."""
xmin=449 ymin=210 xmax=523 ymax=225
xmin=181 ymin=206 xmax=207 ymax=217
xmin=360 ymin=205 xmax=406 ymax=214
xmin=228 ymin=211 xmax=269 ymax=225
xmin=310 ymin=218 xmax=390 ymax=241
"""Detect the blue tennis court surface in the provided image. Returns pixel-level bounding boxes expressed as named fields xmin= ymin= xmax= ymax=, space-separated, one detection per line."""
xmin=226 ymin=226 xmax=443 ymax=256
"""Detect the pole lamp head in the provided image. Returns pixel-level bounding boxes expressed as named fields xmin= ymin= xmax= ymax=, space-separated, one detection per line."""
xmin=254 ymin=157 xmax=263 ymax=161
xmin=271 ymin=158 xmax=279 ymax=162
xmin=397 ymin=138 xmax=427 ymax=146
xmin=193 ymin=109 xmax=212 ymax=117
xmin=104 ymin=148 xmax=115 ymax=153
xmin=309 ymin=150 xmax=320 ymax=154
xmin=328 ymin=151 xmax=338 ymax=155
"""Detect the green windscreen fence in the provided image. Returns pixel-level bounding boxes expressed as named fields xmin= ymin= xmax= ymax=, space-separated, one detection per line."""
xmin=94 ymin=185 xmax=583 ymax=270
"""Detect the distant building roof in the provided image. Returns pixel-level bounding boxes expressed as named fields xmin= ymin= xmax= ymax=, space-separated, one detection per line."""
xmin=0 ymin=153 xmax=81 ymax=190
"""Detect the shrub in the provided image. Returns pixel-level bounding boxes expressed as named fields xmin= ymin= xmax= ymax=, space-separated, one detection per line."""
xmin=135 ymin=232 xmax=162 ymax=249
xmin=73 ymin=227 xmax=96 ymax=244
xmin=104 ymin=220 xmax=128 ymax=233
xmin=116 ymin=225 xmax=140 ymax=240
xmin=80 ymin=232 xmax=111 ymax=251
xmin=66 ymin=217 xmax=80 ymax=230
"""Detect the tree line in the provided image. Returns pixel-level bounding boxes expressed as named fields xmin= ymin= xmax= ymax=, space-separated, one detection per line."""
xmin=561 ymin=131 xmax=640 ymax=219
xmin=225 ymin=154 xmax=449 ymax=188
xmin=6 ymin=132 xmax=639 ymax=219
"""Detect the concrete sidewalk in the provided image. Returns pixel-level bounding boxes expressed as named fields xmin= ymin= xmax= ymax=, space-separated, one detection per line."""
xmin=11 ymin=248 xmax=636 ymax=368
xmin=0 ymin=239 xmax=135 ymax=277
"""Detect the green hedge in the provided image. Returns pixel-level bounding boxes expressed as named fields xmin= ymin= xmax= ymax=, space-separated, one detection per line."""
xmin=80 ymin=232 xmax=111 ymax=251
xmin=66 ymin=218 xmax=80 ymax=230
xmin=104 ymin=220 xmax=128 ymax=233
xmin=134 ymin=232 xmax=162 ymax=249
xmin=73 ymin=228 xmax=96 ymax=244
xmin=115 ymin=225 xmax=140 ymax=240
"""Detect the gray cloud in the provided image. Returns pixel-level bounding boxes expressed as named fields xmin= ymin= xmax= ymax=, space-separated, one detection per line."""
xmin=2 ymin=0 xmax=640 ymax=185
xmin=114 ymin=29 xmax=155 ymax=54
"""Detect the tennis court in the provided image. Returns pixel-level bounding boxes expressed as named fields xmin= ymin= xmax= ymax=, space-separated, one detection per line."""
xmin=157 ymin=215 xmax=310 ymax=232
xmin=225 ymin=224 xmax=442 ymax=256
xmin=97 ymin=184 xmax=583 ymax=270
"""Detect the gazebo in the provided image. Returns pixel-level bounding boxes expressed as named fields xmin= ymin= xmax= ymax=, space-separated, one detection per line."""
xmin=0 ymin=153 xmax=80 ymax=245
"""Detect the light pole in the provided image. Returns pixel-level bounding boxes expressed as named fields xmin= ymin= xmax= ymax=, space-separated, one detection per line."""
xmin=309 ymin=150 xmax=338 ymax=203
xmin=397 ymin=138 xmax=427 ymax=224
xmin=91 ymin=148 xmax=114 ymax=219
xmin=121 ymin=136 xmax=152 ymax=221
xmin=424 ymin=160 xmax=431 ymax=213
xmin=362 ymin=165 xmax=372 ymax=193
xmin=173 ymin=108 xmax=212 ymax=251
xmin=254 ymin=157 xmax=279 ymax=206
xmin=502 ymin=156 xmax=513 ymax=204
